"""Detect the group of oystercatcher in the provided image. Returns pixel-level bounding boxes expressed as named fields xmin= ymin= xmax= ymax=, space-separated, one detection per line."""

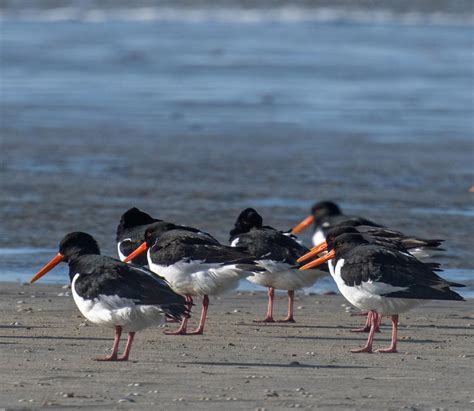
xmin=30 ymin=201 xmax=464 ymax=360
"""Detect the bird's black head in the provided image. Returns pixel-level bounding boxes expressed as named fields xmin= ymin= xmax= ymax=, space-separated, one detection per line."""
xmin=229 ymin=208 xmax=263 ymax=239
xmin=325 ymin=226 xmax=360 ymax=243
xmin=144 ymin=222 xmax=179 ymax=246
xmin=327 ymin=233 xmax=368 ymax=255
xmin=59 ymin=232 xmax=101 ymax=262
xmin=311 ymin=201 xmax=342 ymax=221
xmin=116 ymin=207 xmax=161 ymax=240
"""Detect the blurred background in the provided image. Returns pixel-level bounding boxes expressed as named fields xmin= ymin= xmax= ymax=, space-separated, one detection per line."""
xmin=1 ymin=1 xmax=473 ymax=293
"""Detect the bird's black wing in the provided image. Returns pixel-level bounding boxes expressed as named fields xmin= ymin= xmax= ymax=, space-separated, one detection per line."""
xmin=340 ymin=246 xmax=464 ymax=301
xmin=72 ymin=255 xmax=189 ymax=319
xmin=153 ymin=238 xmax=265 ymax=271
xmin=231 ymin=228 xmax=309 ymax=264
xmin=355 ymin=225 xmax=444 ymax=249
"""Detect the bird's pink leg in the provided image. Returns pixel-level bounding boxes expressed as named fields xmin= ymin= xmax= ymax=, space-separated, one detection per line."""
xmin=188 ymin=295 xmax=209 ymax=335
xmin=351 ymin=310 xmax=377 ymax=353
xmin=351 ymin=311 xmax=382 ymax=333
xmin=377 ymin=315 xmax=398 ymax=353
xmin=278 ymin=290 xmax=296 ymax=323
xmin=165 ymin=295 xmax=192 ymax=335
xmin=117 ymin=332 xmax=136 ymax=361
xmin=350 ymin=311 xmax=373 ymax=332
xmin=254 ymin=287 xmax=275 ymax=322
xmin=95 ymin=325 xmax=122 ymax=361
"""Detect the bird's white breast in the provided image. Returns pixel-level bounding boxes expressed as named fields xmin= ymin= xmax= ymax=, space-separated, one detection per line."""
xmin=312 ymin=229 xmax=326 ymax=247
xmin=247 ymin=260 xmax=326 ymax=290
xmin=71 ymin=274 xmax=165 ymax=332
xmin=331 ymin=259 xmax=422 ymax=315
xmin=147 ymin=256 xmax=247 ymax=297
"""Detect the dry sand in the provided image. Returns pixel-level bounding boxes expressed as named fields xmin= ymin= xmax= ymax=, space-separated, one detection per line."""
xmin=0 ymin=282 xmax=473 ymax=410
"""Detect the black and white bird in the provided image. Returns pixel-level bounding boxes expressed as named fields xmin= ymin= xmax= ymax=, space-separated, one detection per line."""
xmin=116 ymin=208 xmax=162 ymax=265
xmin=292 ymin=201 xmax=383 ymax=245
xmin=299 ymin=233 xmax=464 ymax=353
xmin=298 ymin=225 xmax=444 ymax=266
xmin=229 ymin=208 xmax=327 ymax=323
xmin=125 ymin=222 xmax=264 ymax=335
xmin=291 ymin=201 xmax=444 ymax=258
xmin=31 ymin=232 xmax=189 ymax=361
xmin=116 ymin=207 xmax=218 ymax=265
xmin=298 ymin=225 xmax=443 ymax=332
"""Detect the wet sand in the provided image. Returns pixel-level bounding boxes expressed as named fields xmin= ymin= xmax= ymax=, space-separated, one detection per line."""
xmin=1 ymin=282 xmax=473 ymax=410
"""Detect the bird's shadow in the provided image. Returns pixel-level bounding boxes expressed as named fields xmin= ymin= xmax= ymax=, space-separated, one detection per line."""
xmin=190 ymin=361 xmax=372 ymax=369
xmin=0 ymin=335 xmax=111 ymax=341
xmin=272 ymin=335 xmax=442 ymax=344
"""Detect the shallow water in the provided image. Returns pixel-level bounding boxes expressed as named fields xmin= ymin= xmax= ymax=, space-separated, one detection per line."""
xmin=1 ymin=3 xmax=473 ymax=295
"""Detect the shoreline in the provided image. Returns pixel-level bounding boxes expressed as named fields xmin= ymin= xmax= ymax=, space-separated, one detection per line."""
xmin=1 ymin=282 xmax=473 ymax=410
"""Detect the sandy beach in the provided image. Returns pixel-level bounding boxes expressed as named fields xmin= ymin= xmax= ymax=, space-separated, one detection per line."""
xmin=1 ymin=282 xmax=472 ymax=410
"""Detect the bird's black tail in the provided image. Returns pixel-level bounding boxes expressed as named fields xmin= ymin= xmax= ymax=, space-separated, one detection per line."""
xmin=402 ymin=238 xmax=444 ymax=250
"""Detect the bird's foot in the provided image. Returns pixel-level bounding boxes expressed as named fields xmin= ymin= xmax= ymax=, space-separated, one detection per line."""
xmin=187 ymin=328 xmax=204 ymax=335
xmin=277 ymin=317 xmax=295 ymax=323
xmin=164 ymin=328 xmax=188 ymax=335
xmin=376 ymin=346 xmax=397 ymax=354
xmin=94 ymin=354 xmax=119 ymax=361
xmin=253 ymin=317 xmax=275 ymax=323
xmin=350 ymin=346 xmax=373 ymax=354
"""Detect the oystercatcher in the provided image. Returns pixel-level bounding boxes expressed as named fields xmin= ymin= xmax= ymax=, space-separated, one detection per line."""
xmin=299 ymin=233 xmax=464 ymax=353
xmin=31 ymin=232 xmax=189 ymax=361
xmin=298 ymin=225 xmax=444 ymax=265
xmin=229 ymin=208 xmax=327 ymax=323
xmin=124 ymin=222 xmax=264 ymax=335
xmin=291 ymin=201 xmax=381 ymax=245
xmin=291 ymin=201 xmax=444 ymax=258
xmin=116 ymin=208 xmax=162 ymax=265
xmin=116 ymin=207 xmax=218 ymax=265
xmin=297 ymin=225 xmax=443 ymax=332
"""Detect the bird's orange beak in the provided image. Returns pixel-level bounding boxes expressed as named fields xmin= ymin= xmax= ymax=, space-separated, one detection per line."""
xmin=299 ymin=249 xmax=335 ymax=270
xmin=123 ymin=242 xmax=148 ymax=263
xmin=30 ymin=252 xmax=65 ymax=283
xmin=297 ymin=241 xmax=328 ymax=263
xmin=291 ymin=215 xmax=314 ymax=235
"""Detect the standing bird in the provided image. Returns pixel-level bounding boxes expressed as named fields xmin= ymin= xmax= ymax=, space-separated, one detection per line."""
xmin=291 ymin=201 xmax=382 ymax=245
xmin=31 ymin=232 xmax=189 ymax=361
xmin=299 ymin=233 xmax=464 ymax=353
xmin=298 ymin=225 xmax=444 ymax=265
xmin=291 ymin=201 xmax=444 ymax=258
xmin=116 ymin=207 xmax=218 ymax=265
xmin=124 ymin=222 xmax=264 ymax=335
xmin=116 ymin=207 xmax=162 ymax=265
xmin=229 ymin=208 xmax=327 ymax=323
xmin=298 ymin=226 xmax=443 ymax=332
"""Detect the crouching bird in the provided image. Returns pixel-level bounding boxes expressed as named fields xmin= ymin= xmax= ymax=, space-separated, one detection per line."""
xmin=30 ymin=232 xmax=189 ymax=361
xmin=299 ymin=233 xmax=464 ymax=353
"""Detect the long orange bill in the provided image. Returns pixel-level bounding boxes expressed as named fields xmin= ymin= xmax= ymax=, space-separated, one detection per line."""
xmin=123 ymin=242 xmax=148 ymax=263
xmin=299 ymin=249 xmax=336 ymax=271
xmin=291 ymin=215 xmax=314 ymax=235
xmin=30 ymin=252 xmax=64 ymax=283
xmin=296 ymin=241 xmax=328 ymax=263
